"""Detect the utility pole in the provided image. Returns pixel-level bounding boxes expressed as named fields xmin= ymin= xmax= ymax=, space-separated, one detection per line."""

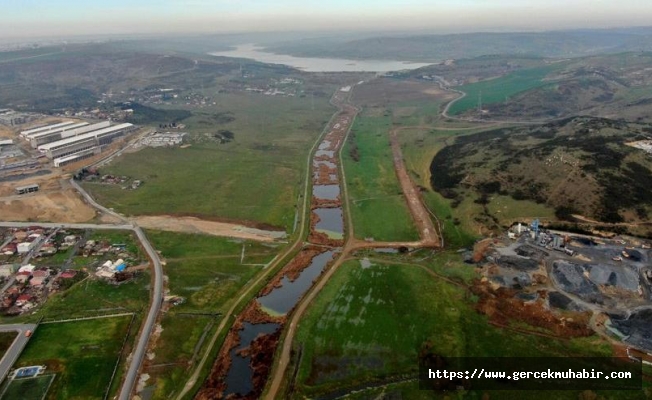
xmin=478 ymin=90 xmax=483 ymax=113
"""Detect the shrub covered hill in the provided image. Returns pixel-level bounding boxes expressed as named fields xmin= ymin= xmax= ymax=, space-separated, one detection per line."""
xmin=430 ymin=117 xmax=652 ymax=225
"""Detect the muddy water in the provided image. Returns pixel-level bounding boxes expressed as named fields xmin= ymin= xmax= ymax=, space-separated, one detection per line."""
xmin=257 ymin=250 xmax=336 ymax=315
xmin=313 ymin=184 xmax=340 ymax=200
xmin=314 ymin=208 xmax=344 ymax=234
xmin=224 ymin=322 xmax=280 ymax=396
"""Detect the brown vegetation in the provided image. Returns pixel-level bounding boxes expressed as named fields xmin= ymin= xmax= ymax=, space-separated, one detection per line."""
xmin=471 ymin=281 xmax=593 ymax=338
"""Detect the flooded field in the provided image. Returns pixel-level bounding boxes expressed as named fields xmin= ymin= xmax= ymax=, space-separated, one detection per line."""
xmin=199 ymin=87 xmax=356 ymax=399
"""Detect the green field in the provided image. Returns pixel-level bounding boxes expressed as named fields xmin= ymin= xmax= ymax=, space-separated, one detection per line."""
xmin=342 ymin=114 xmax=420 ymax=241
xmin=84 ymin=92 xmax=336 ymax=231
xmin=1 ymin=375 xmax=55 ymax=400
xmin=448 ymin=65 xmax=563 ymax=115
xmin=14 ymin=317 xmax=131 ymax=400
xmin=292 ymin=258 xmax=613 ymax=397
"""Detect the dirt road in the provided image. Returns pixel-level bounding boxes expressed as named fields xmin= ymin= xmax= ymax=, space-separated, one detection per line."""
xmin=389 ymin=129 xmax=441 ymax=247
xmin=132 ymin=215 xmax=286 ymax=242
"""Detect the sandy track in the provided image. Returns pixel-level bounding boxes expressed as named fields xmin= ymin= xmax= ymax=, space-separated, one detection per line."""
xmin=132 ymin=215 xmax=285 ymax=242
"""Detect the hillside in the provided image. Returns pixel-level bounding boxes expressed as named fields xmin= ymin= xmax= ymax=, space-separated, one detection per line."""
xmin=430 ymin=117 xmax=652 ymax=226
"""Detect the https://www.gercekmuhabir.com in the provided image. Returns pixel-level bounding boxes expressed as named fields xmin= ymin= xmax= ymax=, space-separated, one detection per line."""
xmin=419 ymin=357 xmax=642 ymax=391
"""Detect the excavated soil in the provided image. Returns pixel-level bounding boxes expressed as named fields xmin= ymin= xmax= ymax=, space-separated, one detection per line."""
xmin=133 ymin=215 xmax=285 ymax=242
xmin=0 ymin=189 xmax=96 ymax=222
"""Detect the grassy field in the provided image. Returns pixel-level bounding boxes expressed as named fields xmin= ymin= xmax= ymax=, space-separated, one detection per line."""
xmin=292 ymin=258 xmax=613 ymax=397
xmin=141 ymin=231 xmax=279 ymax=398
xmin=36 ymin=272 xmax=150 ymax=321
xmin=342 ymin=114 xmax=420 ymax=242
xmin=84 ymin=92 xmax=336 ymax=231
xmin=448 ymin=65 xmax=563 ymax=115
xmin=14 ymin=317 xmax=132 ymax=400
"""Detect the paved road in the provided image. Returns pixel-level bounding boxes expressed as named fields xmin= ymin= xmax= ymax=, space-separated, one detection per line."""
xmin=69 ymin=179 xmax=128 ymax=223
xmin=119 ymin=225 xmax=163 ymax=400
xmin=0 ymin=324 xmax=37 ymax=383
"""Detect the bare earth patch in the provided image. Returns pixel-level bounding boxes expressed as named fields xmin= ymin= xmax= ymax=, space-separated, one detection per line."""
xmin=0 ymin=190 xmax=96 ymax=222
xmin=0 ymin=125 xmax=14 ymax=139
xmin=133 ymin=215 xmax=286 ymax=242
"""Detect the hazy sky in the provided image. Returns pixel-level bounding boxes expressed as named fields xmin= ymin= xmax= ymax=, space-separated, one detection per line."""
xmin=2 ymin=0 xmax=651 ymax=38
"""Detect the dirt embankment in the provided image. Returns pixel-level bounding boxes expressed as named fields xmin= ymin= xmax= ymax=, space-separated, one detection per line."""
xmin=471 ymin=281 xmax=593 ymax=338
xmin=311 ymin=196 xmax=341 ymax=209
xmin=133 ymin=215 xmax=285 ymax=242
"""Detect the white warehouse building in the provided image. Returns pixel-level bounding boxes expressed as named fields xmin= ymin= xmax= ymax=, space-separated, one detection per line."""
xmin=20 ymin=121 xmax=77 ymax=138
xmin=38 ymin=122 xmax=135 ymax=163
xmin=29 ymin=121 xmax=111 ymax=148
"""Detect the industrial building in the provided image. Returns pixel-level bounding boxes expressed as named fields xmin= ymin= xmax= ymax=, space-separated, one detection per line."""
xmin=38 ymin=122 xmax=135 ymax=163
xmin=29 ymin=121 xmax=112 ymax=148
xmin=20 ymin=121 xmax=77 ymax=137
xmin=15 ymin=184 xmax=39 ymax=195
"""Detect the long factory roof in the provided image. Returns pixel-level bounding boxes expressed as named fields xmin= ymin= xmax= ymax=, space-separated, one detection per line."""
xmin=38 ymin=123 xmax=134 ymax=151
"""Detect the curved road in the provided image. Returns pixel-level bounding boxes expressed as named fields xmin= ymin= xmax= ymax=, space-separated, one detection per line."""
xmin=68 ymin=181 xmax=163 ymax=400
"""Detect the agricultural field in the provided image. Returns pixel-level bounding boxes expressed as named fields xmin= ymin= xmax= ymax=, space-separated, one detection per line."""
xmin=291 ymin=257 xmax=615 ymax=398
xmin=84 ymin=92 xmax=336 ymax=232
xmin=342 ymin=113 xmax=419 ymax=242
xmin=142 ymin=231 xmax=279 ymax=398
xmin=13 ymin=316 xmax=132 ymax=400
xmin=447 ymin=64 xmax=564 ymax=115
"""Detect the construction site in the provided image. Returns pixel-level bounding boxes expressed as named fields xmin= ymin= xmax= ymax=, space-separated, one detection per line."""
xmin=0 ymin=114 xmax=144 ymax=224
xmin=475 ymin=219 xmax=652 ymax=353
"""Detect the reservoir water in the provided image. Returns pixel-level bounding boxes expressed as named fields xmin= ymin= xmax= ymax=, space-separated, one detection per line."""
xmin=257 ymin=251 xmax=336 ymax=315
xmin=210 ymin=44 xmax=432 ymax=72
